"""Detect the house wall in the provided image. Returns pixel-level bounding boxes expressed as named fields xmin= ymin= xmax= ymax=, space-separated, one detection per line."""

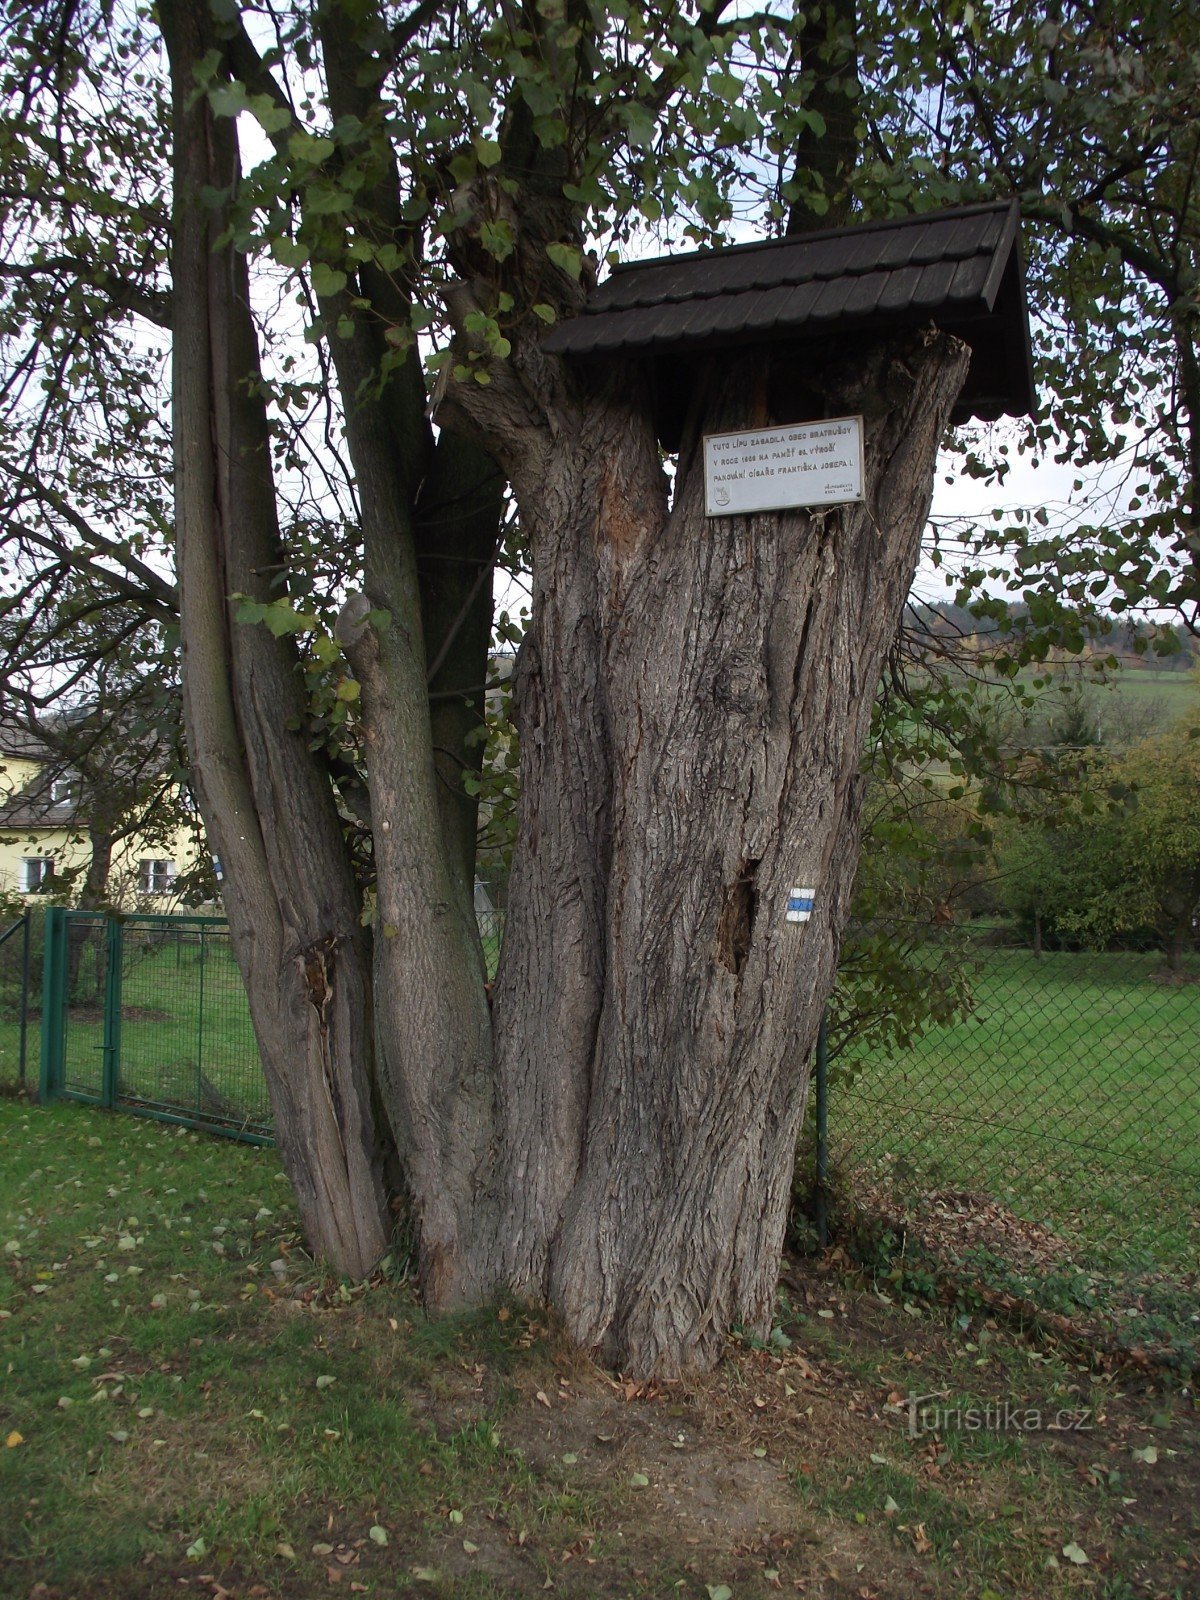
xmin=0 ymin=821 xmax=207 ymax=910
xmin=0 ymin=755 xmax=41 ymax=801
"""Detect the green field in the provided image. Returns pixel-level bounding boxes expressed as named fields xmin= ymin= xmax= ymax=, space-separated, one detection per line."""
xmin=1099 ymin=666 xmax=1198 ymax=710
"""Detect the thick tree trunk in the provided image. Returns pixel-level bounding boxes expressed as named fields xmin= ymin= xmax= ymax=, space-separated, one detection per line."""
xmin=448 ymin=314 xmax=968 ymax=1374
xmin=162 ymin=0 xmax=390 ymax=1280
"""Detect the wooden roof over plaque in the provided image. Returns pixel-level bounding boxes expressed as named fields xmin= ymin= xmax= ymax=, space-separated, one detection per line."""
xmin=542 ymin=200 xmax=1035 ymax=448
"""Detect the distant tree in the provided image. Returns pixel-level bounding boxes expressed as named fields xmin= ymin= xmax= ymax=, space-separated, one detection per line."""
xmin=996 ymin=715 xmax=1200 ymax=969
xmin=1070 ymin=723 xmax=1200 ymax=971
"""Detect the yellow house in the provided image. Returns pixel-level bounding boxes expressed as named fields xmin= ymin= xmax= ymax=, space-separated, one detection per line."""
xmin=0 ymin=723 xmax=206 ymax=910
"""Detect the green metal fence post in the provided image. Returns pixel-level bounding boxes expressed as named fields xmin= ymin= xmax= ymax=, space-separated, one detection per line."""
xmin=194 ymin=923 xmax=206 ymax=1113
xmin=18 ymin=912 xmax=30 ymax=1090
xmin=39 ymin=906 xmax=67 ymax=1103
xmin=102 ymin=917 xmax=123 ymax=1109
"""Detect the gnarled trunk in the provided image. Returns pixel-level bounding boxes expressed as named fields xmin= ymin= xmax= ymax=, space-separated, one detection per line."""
xmin=160 ymin=0 xmax=968 ymax=1374
xmin=450 ymin=325 xmax=969 ymax=1375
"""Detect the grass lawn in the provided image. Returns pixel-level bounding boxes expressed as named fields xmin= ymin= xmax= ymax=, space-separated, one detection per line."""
xmin=829 ymin=944 xmax=1200 ymax=1363
xmin=2 ymin=1102 xmax=1198 ymax=1599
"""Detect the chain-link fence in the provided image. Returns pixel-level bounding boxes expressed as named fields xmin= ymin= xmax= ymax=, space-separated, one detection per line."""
xmin=23 ymin=897 xmax=1199 ymax=1370
xmin=475 ymin=877 xmax=504 ymax=978
xmin=801 ymin=922 xmax=1200 ymax=1371
xmin=35 ymin=892 xmax=510 ymax=1139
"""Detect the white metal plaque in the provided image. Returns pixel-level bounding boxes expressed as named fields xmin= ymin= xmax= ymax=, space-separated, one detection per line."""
xmin=703 ymin=416 xmax=864 ymax=517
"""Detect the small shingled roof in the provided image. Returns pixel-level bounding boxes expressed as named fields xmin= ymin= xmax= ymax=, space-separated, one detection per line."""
xmin=543 ymin=200 xmax=1034 ymax=436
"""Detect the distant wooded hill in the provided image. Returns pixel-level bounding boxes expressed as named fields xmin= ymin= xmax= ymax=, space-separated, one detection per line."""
xmin=907 ymin=602 xmax=1200 ymax=670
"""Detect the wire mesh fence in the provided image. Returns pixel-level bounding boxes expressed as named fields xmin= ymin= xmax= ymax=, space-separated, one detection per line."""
xmin=114 ymin=918 xmax=269 ymax=1137
xmin=36 ymin=892 xmax=511 ymax=1140
xmin=25 ymin=898 xmax=1200 ymax=1370
xmin=801 ymin=921 xmax=1200 ymax=1371
xmin=40 ymin=910 xmax=269 ymax=1142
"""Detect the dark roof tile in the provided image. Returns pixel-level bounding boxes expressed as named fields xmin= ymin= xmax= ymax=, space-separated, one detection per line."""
xmin=543 ymin=200 xmax=1034 ymax=429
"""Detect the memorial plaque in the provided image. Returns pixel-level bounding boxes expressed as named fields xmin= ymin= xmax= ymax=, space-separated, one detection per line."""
xmin=703 ymin=416 xmax=864 ymax=517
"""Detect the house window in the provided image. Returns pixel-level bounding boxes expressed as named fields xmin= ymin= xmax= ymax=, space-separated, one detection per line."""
xmin=19 ymin=857 xmax=54 ymax=893
xmin=50 ymin=774 xmax=74 ymax=804
xmin=139 ymin=859 xmax=176 ymax=896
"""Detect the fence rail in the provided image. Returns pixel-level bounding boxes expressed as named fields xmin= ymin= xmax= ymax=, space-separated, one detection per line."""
xmin=0 ymin=913 xmax=33 ymax=1090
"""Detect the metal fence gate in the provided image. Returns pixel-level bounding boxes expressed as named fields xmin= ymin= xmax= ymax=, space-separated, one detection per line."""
xmin=39 ymin=908 xmax=271 ymax=1143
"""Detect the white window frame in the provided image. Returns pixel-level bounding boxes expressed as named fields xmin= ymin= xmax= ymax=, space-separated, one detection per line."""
xmin=49 ymin=774 xmax=74 ymax=804
xmin=19 ymin=856 xmax=54 ymax=893
xmin=138 ymin=858 xmax=176 ymax=896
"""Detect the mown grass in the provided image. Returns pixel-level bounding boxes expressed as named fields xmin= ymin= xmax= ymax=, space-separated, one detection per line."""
xmin=0 ymin=1103 xmax=607 ymax=1597
xmin=4 ymin=1101 xmax=1198 ymax=1600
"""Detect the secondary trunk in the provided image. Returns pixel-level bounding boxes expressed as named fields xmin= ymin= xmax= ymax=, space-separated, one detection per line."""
xmin=449 ymin=321 xmax=969 ymax=1375
xmin=162 ymin=0 xmax=390 ymax=1280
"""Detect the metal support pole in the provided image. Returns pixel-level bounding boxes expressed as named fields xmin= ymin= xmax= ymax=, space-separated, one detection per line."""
xmin=103 ymin=918 xmax=123 ymax=1109
xmin=815 ymin=1006 xmax=829 ymax=1250
xmin=18 ymin=912 xmax=30 ymax=1090
xmin=39 ymin=906 xmax=66 ymax=1103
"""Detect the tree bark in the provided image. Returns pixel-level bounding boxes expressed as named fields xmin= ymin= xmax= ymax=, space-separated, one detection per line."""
xmin=446 ymin=311 xmax=969 ymax=1374
xmin=162 ymin=0 xmax=390 ymax=1281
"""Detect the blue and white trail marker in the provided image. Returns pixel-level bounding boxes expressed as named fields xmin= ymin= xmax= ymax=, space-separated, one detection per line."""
xmin=787 ymin=886 xmax=816 ymax=924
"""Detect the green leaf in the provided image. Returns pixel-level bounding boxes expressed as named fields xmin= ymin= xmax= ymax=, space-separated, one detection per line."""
xmin=368 ymin=1524 xmax=388 ymax=1546
xmin=311 ymin=262 xmax=348 ymax=298
xmin=208 ymin=82 xmax=249 ymax=120
xmin=479 ymin=218 xmax=515 ymax=261
xmin=545 ymin=241 xmax=582 ymax=279
xmin=474 ymin=137 xmax=503 ymax=168
xmin=621 ymin=101 xmax=657 ymax=149
xmin=248 ymin=94 xmax=292 ymax=134
xmin=288 ymin=131 xmax=335 ymax=164
xmin=270 ymin=238 xmax=309 ymax=270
